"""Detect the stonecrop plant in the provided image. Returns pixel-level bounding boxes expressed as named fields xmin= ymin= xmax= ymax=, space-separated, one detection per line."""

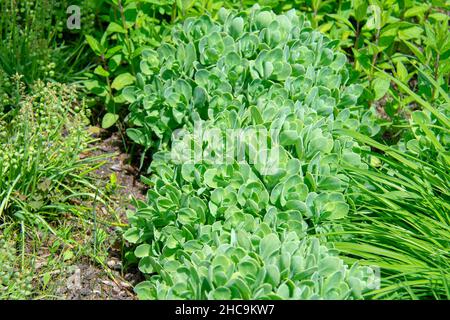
xmin=123 ymin=5 xmax=382 ymax=300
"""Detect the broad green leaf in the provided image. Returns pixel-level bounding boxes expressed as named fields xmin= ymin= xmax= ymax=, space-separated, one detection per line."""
xmin=85 ymin=35 xmax=104 ymax=56
xmin=138 ymin=257 xmax=154 ymax=274
xmin=135 ymin=244 xmax=151 ymax=258
xmin=94 ymin=66 xmax=110 ymax=77
xmin=111 ymin=73 xmax=136 ymax=90
xmin=123 ymin=227 xmax=140 ymax=243
xmin=122 ymin=86 xmax=137 ymax=103
xmin=260 ymin=234 xmax=281 ymax=260
xmin=212 ymin=287 xmax=232 ymax=299
xmin=106 ymin=22 xmax=126 ymax=34
xmin=134 ymin=281 xmax=154 ymax=300
xmin=404 ymin=5 xmax=430 ymax=18
xmin=372 ymin=77 xmax=390 ymax=100
xmin=396 ymin=61 xmax=408 ymax=82
xmin=102 ymin=113 xmax=119 ymax=129
xmin=398 ymin=26 xmax=423 ymax=40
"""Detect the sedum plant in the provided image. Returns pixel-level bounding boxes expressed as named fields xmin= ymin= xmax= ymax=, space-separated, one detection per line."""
xmin=123 ymin=6 xmax=379 ymax=163
xmin=124 ymin=5 xmax=380 ymax=299
xmin=133 ymin=227 xmax=377 ymax=299
xmin=83 ymin=0 xmax=234 ymax=129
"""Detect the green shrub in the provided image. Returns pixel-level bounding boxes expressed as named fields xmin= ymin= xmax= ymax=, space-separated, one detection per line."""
xmin=124 ymin=5 xmax=380 ymax=300
xmin=281 ymin=0 xmax=450 ymax=128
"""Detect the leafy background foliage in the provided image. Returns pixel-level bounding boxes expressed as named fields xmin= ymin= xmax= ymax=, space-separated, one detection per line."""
xmin=0 ymin=0 xmax=97 ymax=85
xmin=84 ymin=0 xmax=449 ymax=136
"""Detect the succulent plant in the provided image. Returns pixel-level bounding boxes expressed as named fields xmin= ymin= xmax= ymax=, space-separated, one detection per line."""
xmin=124 ymin=5 xmax=380 ymax=300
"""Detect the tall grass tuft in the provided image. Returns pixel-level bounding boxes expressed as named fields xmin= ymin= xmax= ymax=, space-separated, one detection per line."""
xmin=0 ymin=78 xmax=106 ymax=227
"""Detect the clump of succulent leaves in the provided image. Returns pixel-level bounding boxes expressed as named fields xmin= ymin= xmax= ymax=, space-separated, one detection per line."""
xmin=124 ymin=5 xmax=380 ymax=300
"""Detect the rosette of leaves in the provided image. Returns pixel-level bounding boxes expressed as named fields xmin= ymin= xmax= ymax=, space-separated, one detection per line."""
xmin=124 ymin=5 xmax=379 ymax=299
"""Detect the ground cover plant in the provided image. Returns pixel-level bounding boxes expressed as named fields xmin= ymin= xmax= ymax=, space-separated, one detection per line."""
xmin=83 ymin=0 xmax=238 ymax=129
xmin=0 ymin=0 xmax=449 ymax=301
xmin=122 ymin=5 xmax=380 ymax=299
xmin=0 ymin=0 xmax=141 ymax=299
xmin=83 ymin=0 xmax=449 ymax=136
xmin=0 ymin=225 xmax=34 ymax=299
xmin=0 ymin=79 xmax=96 ymax=223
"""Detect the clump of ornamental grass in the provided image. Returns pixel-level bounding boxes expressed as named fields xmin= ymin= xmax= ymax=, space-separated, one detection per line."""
xmin=0 ymin=0 xmax=95 ymax=87
xmin=0 ymin=78 xmax=104 ymax=228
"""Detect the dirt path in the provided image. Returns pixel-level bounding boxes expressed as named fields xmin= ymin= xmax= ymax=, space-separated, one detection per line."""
xmin=55 ymin=128 xmax=147 ymax=300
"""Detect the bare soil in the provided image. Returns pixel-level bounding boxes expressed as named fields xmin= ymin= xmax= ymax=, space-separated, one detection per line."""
xmin=50 ymin=128 xmax=147 ymax=300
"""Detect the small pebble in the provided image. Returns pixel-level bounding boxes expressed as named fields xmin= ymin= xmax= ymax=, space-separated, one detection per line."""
xmin=111 ymin=164 xmax=122 ymax=172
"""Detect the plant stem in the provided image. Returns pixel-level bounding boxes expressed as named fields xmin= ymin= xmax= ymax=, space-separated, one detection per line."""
xmin=433 ymin=52 xmax=440 ymax=100
xmin=117 ymin=0 xmax=136 ymax=75
xmin=370 ymin=27 xmax=381 ymax=80
xmin=171 ymin=2 xmax=177 ymax=23
xmin=353 ymin=20 xmax=361 ymax=50
xmin=21 ymin=221 xmax=25 ymax=272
